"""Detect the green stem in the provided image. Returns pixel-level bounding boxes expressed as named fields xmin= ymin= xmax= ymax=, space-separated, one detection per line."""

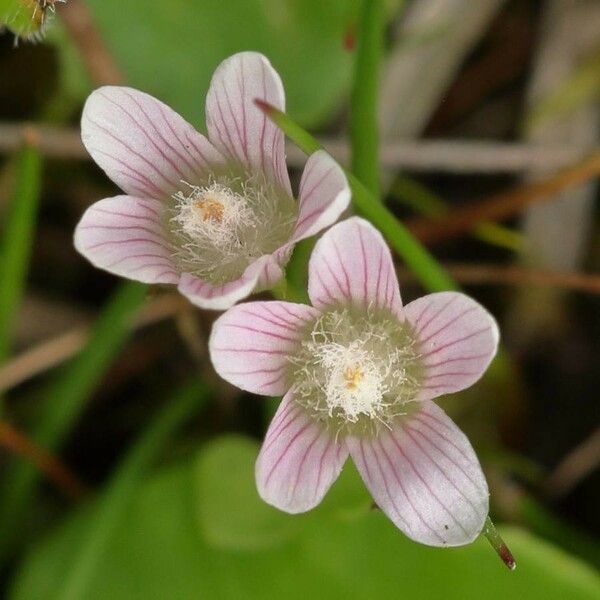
xmin=350 ymin=0 xmax=385 ymax=197
xmin=255 ymin=101 xmax=457 ymax=292
xmin=483 ymin=516 xmax=516 ymax=570
xmin=349 ymin=172 xmax=458 ymax=291
xmin=0 ymin=281 xmax=148 ymax=562
xmin=57 ymin=379 xmax=212 ymax=600
xmin=0 ymin=142 xmax=42 ymax=362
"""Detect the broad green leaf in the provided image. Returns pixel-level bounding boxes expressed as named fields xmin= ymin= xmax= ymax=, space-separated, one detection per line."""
xmin=81 ymin=0 xmax=360 ymax=128
xmin=194 ymin=435 xmax=371 ymax=552
xmin=57 ymin=380 xmax=211 ymax=600
xmin=10 ymin=448 xmax=600 ymax=600
xmin=194 ymin=435 xmax=301 ymax=550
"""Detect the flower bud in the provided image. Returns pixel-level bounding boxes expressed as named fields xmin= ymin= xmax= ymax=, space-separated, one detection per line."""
xmin=0 ymin=0 xmax=62 ymax=41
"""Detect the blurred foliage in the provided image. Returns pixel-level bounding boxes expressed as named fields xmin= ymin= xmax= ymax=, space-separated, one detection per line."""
xmin=0 ymin=143 xmax=42 ymax=362
xmin=392 ymin=175 xmax=525 ymax=252
xmin=10 ymin=435 xmax=600 ymax=600
xmin=525 ymin=44 xmax=600 ymax=132
xmin=52 ymin=380 xmax=212 ymax=600
xmin=0 ymin=282 xmax=148 ymax=560
xmin=77 ymin=0 xmax=361 ymax=128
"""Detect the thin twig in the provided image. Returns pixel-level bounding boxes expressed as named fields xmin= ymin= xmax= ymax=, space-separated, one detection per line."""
xmin=0 ymin=420 xmax=87 ymax=499
xmin=398 ymin=263 xmax=600 ymax=293
xmin=57 ymin=0 xmax=124 ymax=86
xmin=0 ymin=124 xmax=85 ymax=159
xmin=0 ymin=293 xmax=189 ymax=394
xmin=407 ymin=150 xmax=600 ymax=243
xmin=4 ymin=263 xmax=598 ymax=396
xmin=543 ymin=427 xmax=600 ymax=500
xmin=0 ymin=123 xmax=592 ymax=173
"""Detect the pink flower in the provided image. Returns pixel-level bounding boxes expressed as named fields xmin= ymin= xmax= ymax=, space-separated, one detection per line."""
xmin=210 ymin=217 xmax=499 ymax=547
xmin=74 ymin=52 xmax=350 ymax=309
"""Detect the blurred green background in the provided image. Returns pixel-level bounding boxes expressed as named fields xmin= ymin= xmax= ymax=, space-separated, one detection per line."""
xmin=0 ymin=0 xmax=599 ymax=598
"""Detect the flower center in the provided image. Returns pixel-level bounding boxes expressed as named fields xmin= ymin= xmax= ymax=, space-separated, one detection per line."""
xmin=344 ymin=365 xmax=364 ymax=390
xmin=290 ymin=307 xmax=423 ymax=435
xmin=166 ymin=175 xmax=298 ymax=286
xmin=172 ymin=182 xmax=253 ymax=250
xmin=316 ymin=341 xmax=386 ymax=422
xmin=194 ymin=197 xmax=225 ymax=222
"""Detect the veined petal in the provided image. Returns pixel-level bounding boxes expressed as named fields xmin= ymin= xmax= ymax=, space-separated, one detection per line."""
xmin=205 ymin=52 xmax=292 ymax=194
xmin=291 ymin=150 xmax=350 ymax=243
xmin=74 ymin=196 xmax=179 ymax=285
xmin=209 ymin=300 xmax=319 ymax=395
xmin=256 ymin=391 xmax=348 ymax=513
xmin=348 ymin=401 xmax=488 ymax=547
xmin=255 ymin=247 xmax=289 ymax=292
xmin=82 ymin=86 xmax=224 ymax=199
xmin=178 ymin=257 xmax=271 ymax=311
xmin=404 ymin=292 xmax=499 ymax=401
xmin=308 ymin=217 xmax=403 ymax=317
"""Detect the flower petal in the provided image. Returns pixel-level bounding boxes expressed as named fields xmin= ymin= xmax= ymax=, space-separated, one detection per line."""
xmin=209 ymin=300 xmax=319 ymax=395
xmin=255 ymin=247 xmax=290 ymax=292
xmin=308 ymin=217 xmax=402 ymax=317
xmin=256 ymin=391 xmax=348 ymax=513
xmin=205 ymin=52 xmax=291 ymax=194
xmin=81 ymin=86 xmax=224 ymax=199
xmin=177 ymin=257 xmax=268 ymax=311
xmin=348 ymin=401 xmax=488 ymax=547
xmin=74 ymin=196 xmax=179 ymax=285
xmin=291 ymin=150 xmax=350 ymax=243
xmin=404 ymin=292 xmax=499 ymax=401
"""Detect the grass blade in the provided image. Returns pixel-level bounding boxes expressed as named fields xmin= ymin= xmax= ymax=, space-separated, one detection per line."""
xmin=393 ymin=175 xmax=524 ymax=252
xmin=0 ymin=139 xmax=42 ymax=362
xmin=255 ymin=100 xmax=457 ymax=292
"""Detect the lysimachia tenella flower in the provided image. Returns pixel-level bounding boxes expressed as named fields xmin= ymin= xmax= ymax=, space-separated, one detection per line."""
xmin=74 ymin=52 xmax=350 ymax=309
xmin=210 ymin=217 xmax=499 ymax=547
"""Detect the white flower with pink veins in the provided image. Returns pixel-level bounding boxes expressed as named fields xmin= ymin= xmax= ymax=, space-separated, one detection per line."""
xmin=74 ymin=52 xmax=350 ymax=309
xmin=210 ymin=217 xmax=500 ymax=547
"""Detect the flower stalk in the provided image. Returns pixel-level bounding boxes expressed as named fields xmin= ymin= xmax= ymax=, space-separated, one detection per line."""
xmin=483 ymin=516 xmax=517 ymax=570
xmin=254 ymin=99 xmax=457 ymax=292
xmin=350 ymin=0 xmax=385 ymax=197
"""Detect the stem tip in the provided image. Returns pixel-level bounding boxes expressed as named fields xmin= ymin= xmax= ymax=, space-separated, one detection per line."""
xmin=483 ymin=516 xmax=517 ymax=571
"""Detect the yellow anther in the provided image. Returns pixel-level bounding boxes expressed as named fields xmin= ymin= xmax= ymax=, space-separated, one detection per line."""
xmin=343 ymin=365 xmax=364 ymax=391
xmin=194 ymin=197 xmax=225 ymax=222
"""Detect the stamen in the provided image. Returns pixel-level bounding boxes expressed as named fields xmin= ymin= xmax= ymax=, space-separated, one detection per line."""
xmin=344 ymin=366 xmax=364 ymax=390
xmin=289 ymin=307 xmax=423 ymax=435
xmin=194 ymin=197 xmax=225 ymax=222
xmin=165 ymin=175 xmax=297 ymax=286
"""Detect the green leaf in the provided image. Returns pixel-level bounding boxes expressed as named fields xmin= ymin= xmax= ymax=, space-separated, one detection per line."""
xmin=194 ymin=435 xmax=301 ymax=551
xmin=57 ymin=379 xmax=212 ymax=600
xmin=10 ymin=447 xmax=600 ymax=600
xmin=81 ymin=0 xmax=360 ymax=128
xmin=0 ymin=142 xmax=42 ymax=362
